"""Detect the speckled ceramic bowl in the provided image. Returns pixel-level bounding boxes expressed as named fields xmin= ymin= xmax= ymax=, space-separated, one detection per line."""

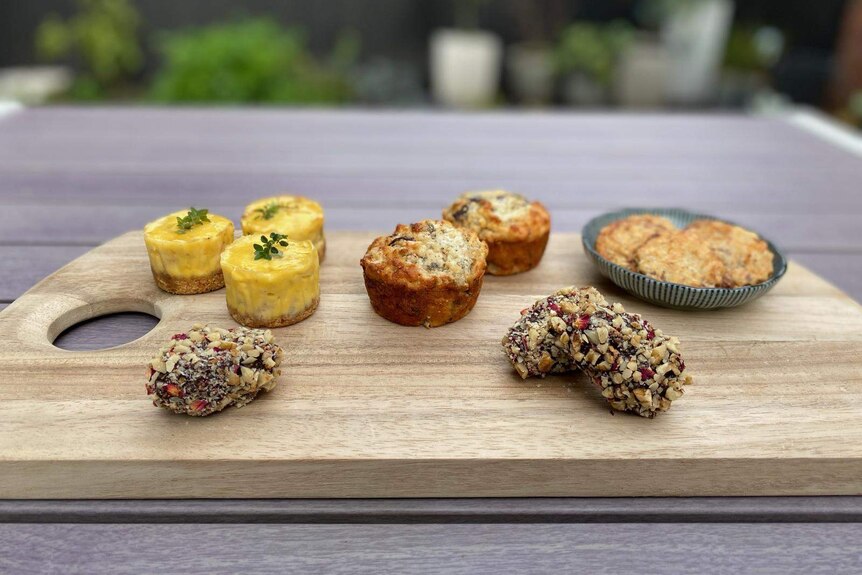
xmin=582 ymin=208 xmax=788 ymax=310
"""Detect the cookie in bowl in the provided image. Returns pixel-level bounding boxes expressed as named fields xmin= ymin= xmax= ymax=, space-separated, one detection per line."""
xmin=634 ymin=229 xmax=728 ymax=288
xmin=360 ymin=219 xmax=488 ymax=327
xmin=144 ymin=207 xmax=235 ymax=295
xmin=241 ymin=195 xmax=326 ymax=261
xmin=684 ymin=220 xmax=774 ymax=287
xmin=594 ymin=214 xmax=675 ymax=270
xmin=221 ymin=233 xmax=320 ymax=328
xmin=442 ymin=190 xmax=550 ymax=275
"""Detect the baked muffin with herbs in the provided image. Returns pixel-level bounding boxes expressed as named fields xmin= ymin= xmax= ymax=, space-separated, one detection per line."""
xmin=360 ymin=219 xmax=488 ymax=327
xmin=221 ymin=233 xmax=320 ymax=328
xmin=146 ymin=324 xmax=284 ymax=417
xmin=144 ymin=207 xmax=235 ymax=295
xmin=241 ymin=195 xmax=326 ymax=261
xmin=442 ymin=190 xmax=550 ymax=275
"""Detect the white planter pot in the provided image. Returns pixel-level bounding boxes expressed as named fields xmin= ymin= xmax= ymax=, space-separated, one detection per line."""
xmin=614 ymin=38 xmax=670 ymax=108
xmin=662 ymin=0 xmax=734 ymax=105
xmin=561 ymin=73 xmax=608 ymax=107
xmin=430 ymin=29 xmax=503 ymax=108
xmin=506 ymin=43 xmax=554 ymax=106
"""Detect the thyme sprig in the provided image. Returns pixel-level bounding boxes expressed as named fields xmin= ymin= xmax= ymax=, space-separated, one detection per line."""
xmin=254 ymin=201 xmax=281 ymax=220
xmin=253 ymin=233 xmax=289 ymax=260
xmin=176 ymin=207 xmax=210 ymax=233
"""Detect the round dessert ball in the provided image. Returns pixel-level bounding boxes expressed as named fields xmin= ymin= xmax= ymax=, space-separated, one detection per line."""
xmin=146 ymin=324 xmax=284 ymax=416
xmin=442 ymin=190 xmax=550 ymax=275
xmin=360 ymin=219 xmax=488 ymax=327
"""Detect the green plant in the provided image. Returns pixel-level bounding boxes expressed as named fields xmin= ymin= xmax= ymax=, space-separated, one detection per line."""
xmin=150 ymin=19 xmax=359 ymax=104
xmin=36 ymin=0 xmax=142 ymax=99
xmin=848 ymin=92 xmax=862 ymax=125
xmin=254 ymin=202 xmax=282 ymax=221
xmin=175 ymin=207 xmax=210 ymax=233
xmin=724 ymin=26 xmax=784 ymax=72
xmin=254 ymin=234 xmax=290 ymax=260
xmin=454 ymin=0 xmax=490 ymax=30
xmin=554 ymin=21 xmax=634 ymax=86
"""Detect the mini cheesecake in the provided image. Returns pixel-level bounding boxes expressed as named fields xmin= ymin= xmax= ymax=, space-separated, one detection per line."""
xmin=144 ymin=209 xmax=235 ymax=295
xmin=220 ymin=234 xmax=320 ymax=328
xmin=241 ymin=195 xmax=326 ymax=261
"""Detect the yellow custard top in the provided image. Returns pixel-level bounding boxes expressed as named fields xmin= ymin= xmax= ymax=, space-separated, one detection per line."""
xmin=221 ymin=235 xmax=319 ymax=322
xmin=145 ymin=210 xmax=233 ymax=243
xmin=221 ymin=234 xmax=318 ymax=280
xmin=241 ymin=195 xmax=324 ymax=240
xmin=143 ymin=211 xmax=234 ymax=278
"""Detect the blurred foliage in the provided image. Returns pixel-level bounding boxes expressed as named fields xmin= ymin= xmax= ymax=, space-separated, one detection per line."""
xmin=454 ymin=0 xmax=491 ymax=29
xmin=724 ymin=26 xmax=784 ymax=72
xmin=848 ymin=92 xmax=862 ymax=126
xmin=35 ymin=0 xmax=142 ymax=99
xmin=150 ymin=19 xmax=359 ymax=104
xmin=635 ymin=0 xmax=707 ymax=29
xmin=554 ymin=21 xmax=633 ymax=85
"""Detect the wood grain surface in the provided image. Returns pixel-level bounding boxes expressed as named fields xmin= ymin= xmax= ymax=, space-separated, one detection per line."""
xmin=3 ymin=497 xmax=862 ymax=523
xmin=3 ymin=108 xmax=862 ymax=307
xmin=2 ymin=108 xmax=862 ymax=561
xmin=1 ymin=230 xmax=861 ymax=498
xmin=2 ymin=523 xmax=861 ymax=575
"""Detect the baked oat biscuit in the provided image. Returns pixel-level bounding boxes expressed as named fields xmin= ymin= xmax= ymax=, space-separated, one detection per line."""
xmin=684 ymin=220 xmax=774 ymax=287
xmin=241 ymin=195 xmax=326 ymax=261
xmin=146 ymin=324 xmax=284 ymax=417
xmin=634 ymin=229 xmax=727 ymax=287
xmin=360 ymin=219 xmax=488 ymax=327
xmin=442 ymin=190 xmax=550 ymax=275
xmin=595 ymin=215 xmax=676 ymax=270
xmin=143 ymin=208 xmax=235 ymax=295
xmin=502 ymin=286 xmax=691 ymax=417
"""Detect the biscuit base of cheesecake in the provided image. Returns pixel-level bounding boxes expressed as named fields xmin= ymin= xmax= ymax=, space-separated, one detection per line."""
xmin=363 ymin=272 xmax=485 ymax=328
xmin=485 ymin=231 xmax=550 ymax=276
xmin=152 ymin=269 xmax=225 ymax=295
xmin=227 ymin=296 xmax=319 ymax=328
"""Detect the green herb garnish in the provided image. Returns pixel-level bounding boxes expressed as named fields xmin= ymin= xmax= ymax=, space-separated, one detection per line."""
xmin=254 ymin=202 xmax=281 ymax=220
xmin=176 ymin=207 xmax=210 ymax=233
xmin=253 ymin=233 xmax=289 ymax=260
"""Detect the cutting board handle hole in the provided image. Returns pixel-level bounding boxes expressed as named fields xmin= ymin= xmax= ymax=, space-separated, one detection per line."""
xmin=50 ymin=299 xmax=161 ymax=351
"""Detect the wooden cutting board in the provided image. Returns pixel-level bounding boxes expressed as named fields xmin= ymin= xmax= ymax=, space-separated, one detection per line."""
xmin=1 ymin=231 xmax=861 ymax=499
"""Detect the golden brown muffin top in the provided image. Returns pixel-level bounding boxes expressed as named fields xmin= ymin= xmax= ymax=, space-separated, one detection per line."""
xmin=361 ymin=219 xmax=488 ymax=288
xmin=442 ymin=190 xmax=550 ymax=243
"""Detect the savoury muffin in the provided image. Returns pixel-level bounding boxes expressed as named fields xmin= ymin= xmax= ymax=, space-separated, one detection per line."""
xmin=442 ymin=190 xmax=550 ymax=275
xmin=360 ymin=219 xmax=488 ymax=327
xmin=684 ymin=220 xmax=774 ymax=287
xmin=144 ymin=207 xmax=235 ymax=295
xmin=634 ymin=229 xmax=727 ymax=288
xmin=146 ymin=324 xmax=284 ymax=417
xmin=595 ymin=214 xmax=676 ymax=270
xmin=221 ymin=233 xmax=319 ymax=328
xmin=241 ymin=195 xmax=326 ymax=261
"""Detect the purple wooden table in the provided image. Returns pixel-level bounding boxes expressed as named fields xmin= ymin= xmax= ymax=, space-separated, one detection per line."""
xmin=2 ymin=107 xmax=862 ymax=573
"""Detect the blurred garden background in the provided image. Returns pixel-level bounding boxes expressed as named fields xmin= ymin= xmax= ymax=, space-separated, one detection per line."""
xmin=1 ymin=0 xmax=861 ymax=125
